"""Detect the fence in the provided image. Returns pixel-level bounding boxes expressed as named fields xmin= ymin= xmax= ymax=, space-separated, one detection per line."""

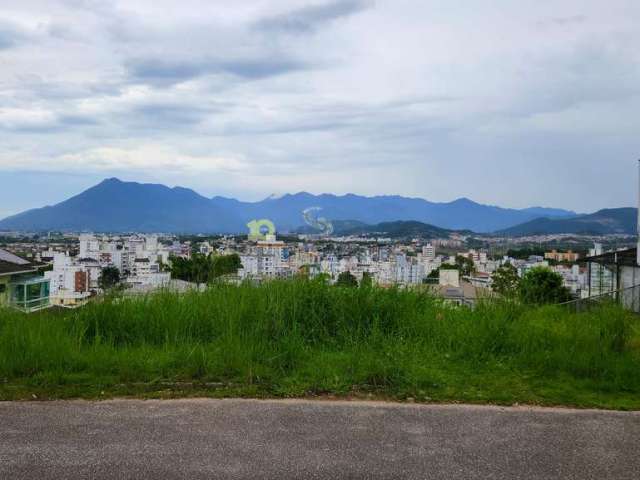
xmin=559 ymin=284 xmax=640 ymax=313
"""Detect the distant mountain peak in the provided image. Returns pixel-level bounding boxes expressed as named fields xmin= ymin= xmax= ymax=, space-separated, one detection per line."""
xmin=450 ymin=197 xmax=477 ymax=205
xmin=264 ymin=193 xmax=285 ymax=201
xmin=100 ymin=177 xmax=124 ymax=184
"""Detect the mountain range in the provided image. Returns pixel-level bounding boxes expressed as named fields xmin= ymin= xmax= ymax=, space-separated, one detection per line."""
xmin=496 ymin=208 xmax=638 ymax=236
xmin=0 ymin=177 xmax=626 ymax=235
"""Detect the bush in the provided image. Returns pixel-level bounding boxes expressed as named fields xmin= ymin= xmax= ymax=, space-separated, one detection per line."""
xmin=99 ymin=266 xmax=120 ymax=290
xmin=335 ymin=271 xmax=358 ymax=288
xmin=519 ymin=267 xmax=571 ymax=305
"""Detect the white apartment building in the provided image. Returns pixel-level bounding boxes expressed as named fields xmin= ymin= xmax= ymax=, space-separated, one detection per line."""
xmin=395 ymin=255 xmax=425 ymax=284
xmin=239 ymin=255 xmax=259 ymax=278
xmin=240 ymin=234 xmax=290 ymax=279
xmin=422 ymin=244 xmax=435 ymax=260
xmin=422 ymin=258 xmax=441 ymax=276
xmin=79 ymin=234 xmax=101 ymax=260
xmin=45 ymin=252 xmax=94 ymax=307
xmin=199 ymin=241 xmax=214 ymax=256
xmin=375 ymin=261 xmax=396 ymax=285
xmin=553 ymin=264 xmax=587 ymax=296
xmin=320 ymin=255 xmax=341 ymax=278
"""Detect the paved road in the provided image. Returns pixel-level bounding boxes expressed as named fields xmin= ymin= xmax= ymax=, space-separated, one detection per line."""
xmin=0 ymin=399 xmax=638 ymax=479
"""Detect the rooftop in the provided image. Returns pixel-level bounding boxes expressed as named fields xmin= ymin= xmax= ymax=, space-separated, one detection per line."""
xmin=0 ymin=248 xmax=38 ymax=276
xmin=0 ymin=260 xmax=38 ymax=276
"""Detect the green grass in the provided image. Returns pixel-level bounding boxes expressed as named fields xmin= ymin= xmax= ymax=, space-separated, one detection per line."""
xmin=1 ymin=279 xmax=639 ymax=409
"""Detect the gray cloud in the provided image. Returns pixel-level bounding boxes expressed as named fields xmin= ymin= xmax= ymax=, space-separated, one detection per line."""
xmin=58 ymin=114 xmax=100 ymax=126
xmin=128 ymin=103 xmax=217 ymax=128
xmin=126 ymin=56 xmax=308 ymax=85
xmin=0 ymin=114 xmax=99 ymax=134
xmin=538 ymin=15 xmax=588 ymax=28
xmin=255 ymin=0 xmax=372 ymax=34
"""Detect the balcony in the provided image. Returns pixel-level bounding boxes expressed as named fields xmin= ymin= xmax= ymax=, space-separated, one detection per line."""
xmin=9 ymin=276 xmax=51 ymax=313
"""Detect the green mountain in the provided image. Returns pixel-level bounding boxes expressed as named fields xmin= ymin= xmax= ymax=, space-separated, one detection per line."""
xmin=333 ymin=220 xmax=463 ymax=239
xmin=497 ymin=208 xmax=637 ymax=236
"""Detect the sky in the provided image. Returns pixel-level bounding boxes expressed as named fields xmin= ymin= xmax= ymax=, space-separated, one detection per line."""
xmin=1 ymin=0 xmax=640 ymax=218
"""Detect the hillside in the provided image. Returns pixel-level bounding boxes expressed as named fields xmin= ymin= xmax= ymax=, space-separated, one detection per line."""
xmin=497 ymin=208 xmax=637 ymax=236
xmin=0 ymin=178 xmax=577 ymax=234
xmin=333 ymin=220 xmax=460 ymax=238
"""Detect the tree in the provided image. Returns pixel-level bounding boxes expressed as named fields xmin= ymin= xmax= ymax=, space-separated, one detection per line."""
xmin=297 ymin=264 xmax=311 ymax=279
xmin=360 ymin=271 xmax=374 ymax=289
xmin=491 ymin=263 xmax=520 ymax=297
xmin=170 ymin=253 xmax=242 ymax=283
xmin=99 ymin=266 xmax=121 ymax=290
xmin=518 ymin=267 xmax=571 ymax=305
xmin=455 ymin=255 xmax=475 ymax=276
xmin=426 ymin=268 xmax=440 ymax=280
xmin=211 ymin=253 xmax=242 ymax=279
xmin=314 ymin=273 xmax=331 ymax=285
xmin=335 ymin=271 xmax=358 ymax=288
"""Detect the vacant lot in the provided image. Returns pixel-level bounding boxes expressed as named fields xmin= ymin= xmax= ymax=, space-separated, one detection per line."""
xmin=1 ymin=280 xmax=638 ymax=409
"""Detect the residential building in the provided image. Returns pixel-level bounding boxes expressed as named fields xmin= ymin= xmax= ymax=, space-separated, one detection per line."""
xmin=0 ymin=249 xmax=50 ymax=313
xmin=45 ymin=252 xmax=94 ymax=308
xmin=545 ymin=250 xmax=580 ymax=262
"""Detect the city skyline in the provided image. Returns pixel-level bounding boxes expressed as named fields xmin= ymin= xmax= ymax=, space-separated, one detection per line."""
xmin=2 ymin=1 xmax=640 ymax=217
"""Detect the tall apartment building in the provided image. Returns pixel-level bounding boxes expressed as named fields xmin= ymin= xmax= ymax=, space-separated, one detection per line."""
xmin=422 ymin=244 xmax=435 ymax=260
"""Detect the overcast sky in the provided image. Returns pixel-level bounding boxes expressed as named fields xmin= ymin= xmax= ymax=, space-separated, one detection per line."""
xmin=1 ymin=0 xmax=639 ymax=218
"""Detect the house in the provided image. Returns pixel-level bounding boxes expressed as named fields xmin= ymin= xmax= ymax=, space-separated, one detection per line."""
xmin=434 ymin=268 xmax=490 ymax=307
xmin=0 ymin=249 xmax=50 ymax=313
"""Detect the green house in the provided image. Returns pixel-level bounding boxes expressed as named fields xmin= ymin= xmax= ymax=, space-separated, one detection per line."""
xmin=0 ymin=249 xmax=50 ymax=313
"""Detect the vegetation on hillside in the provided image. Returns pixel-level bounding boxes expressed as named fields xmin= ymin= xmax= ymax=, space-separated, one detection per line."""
xmin=0 ymin=279 xmax=638 ymax=409
xmin=99 ymin=266 xmax=121 ymax=290
xmin=170 ymin=253 xmax=242 ymax=283
xmin=491 ymin=263 xmax=520 ymax=297
xmin=519 ymin=267 xmax=571 ymax=305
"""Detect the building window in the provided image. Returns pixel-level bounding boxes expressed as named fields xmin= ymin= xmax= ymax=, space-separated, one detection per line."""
xmin=0 ymin=284 xmax=6 ymax=293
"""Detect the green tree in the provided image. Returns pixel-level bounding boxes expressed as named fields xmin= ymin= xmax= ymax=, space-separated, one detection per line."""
xmin=360 ymin=271 xmax=374 ymax=289
xmin=314 ymin=273 xmax=331 ymax=285
xmin=191 ymin=254 xmax=213 ymax=284
xmin=211 ymin=253 xmax=242 ymax=279
xmin=519 ymin=267 xmax=571 ymax=305
xmin=426 ymin=268 xmax=440 ymax=280
xmin=491 ymin=263 xmax=520 ymax=297
xmin=169 ymin=256 xmax=192 ymax=281
xmin=455 ymin=255 xmax=475 ymax=276
xmin=297 ymin=264 xmax=311 ymax=279
xmin=170 ymin=253 xmax=242 ymax=283
xmin=99 ymin=266 xmax=121 ymax=290
xmin=335 ymin=271 xmax=358 ymax=288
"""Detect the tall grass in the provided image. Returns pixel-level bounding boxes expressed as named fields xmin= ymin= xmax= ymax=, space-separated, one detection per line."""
xmin=0 ymin=279 xmax=638 ymax=406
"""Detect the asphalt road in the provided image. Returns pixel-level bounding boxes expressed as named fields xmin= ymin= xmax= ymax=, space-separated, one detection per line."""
xmin=0 ymin=399 xmax=638 ymax=479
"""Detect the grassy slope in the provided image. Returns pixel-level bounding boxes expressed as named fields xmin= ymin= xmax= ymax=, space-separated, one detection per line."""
xmin=1 ymin=280 xmax=639 ymax=409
